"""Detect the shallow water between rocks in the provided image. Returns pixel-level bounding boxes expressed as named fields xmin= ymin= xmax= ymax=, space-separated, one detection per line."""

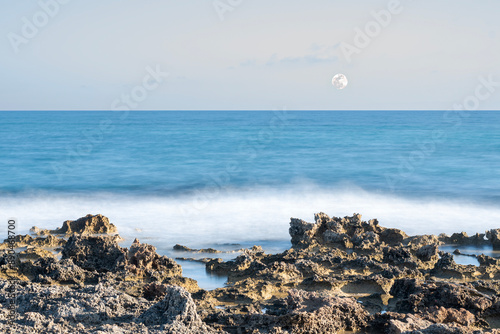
xmin=439 ymin=244 xmax=500 ymax=266
xmin=118 ymin=238 xmax=291 ymax=290
xmin=167 ymin=243 xmax=500 ymax=289
xmin=26 ymin=232 xmax=500 ymax=289
xmin=165 ymin=243 xmax=500 ymax=289
xmin=117 ymin=235 xmax=500 ymax=289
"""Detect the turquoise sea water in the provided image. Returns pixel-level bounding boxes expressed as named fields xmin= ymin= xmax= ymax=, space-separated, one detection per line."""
xmin=1 ymin=110 xmax=499 ymax=288
xmin=1 ymin=110 xmax=499 ymax=199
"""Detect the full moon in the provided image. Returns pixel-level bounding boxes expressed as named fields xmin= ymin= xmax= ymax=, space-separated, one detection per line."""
xmin=332 ymin=74 xmax=348 ymax=90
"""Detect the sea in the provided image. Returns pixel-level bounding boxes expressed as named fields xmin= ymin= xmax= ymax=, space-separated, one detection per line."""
xmin=1 ymin=110 xmax=499 ymax=288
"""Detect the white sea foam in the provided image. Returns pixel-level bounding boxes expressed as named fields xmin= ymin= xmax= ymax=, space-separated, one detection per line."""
xmin=1 ymin=184 xmax=499 ymax=250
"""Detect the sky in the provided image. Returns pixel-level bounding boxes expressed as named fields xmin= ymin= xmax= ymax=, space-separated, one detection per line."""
xmin=0 ymin=0 xmax=499 ymax=110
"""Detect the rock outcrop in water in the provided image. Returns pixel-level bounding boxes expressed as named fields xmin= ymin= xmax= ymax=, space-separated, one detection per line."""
xmin=1 ymin=213 xmax=500 ymax=333
xmin=486 ymin=229 xmax=500 ymax=250
xmin=30 ymin=214 xmax=118 ymax=236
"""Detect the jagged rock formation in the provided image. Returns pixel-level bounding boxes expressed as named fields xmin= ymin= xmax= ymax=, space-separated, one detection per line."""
xmin=202 ymin=213 xmax=500 ymax=333
xmin=1 ymin=213 xmax=500 ymax=333
xmin=486 ymin=229 xmax=500 ymax=250
xmin=0 ymin=282 xmax=216 ymax=333
xmin=30 ymin=214 xmax=118 ymax=235
xmin=1 ymin=234 xmax=65 ymax=249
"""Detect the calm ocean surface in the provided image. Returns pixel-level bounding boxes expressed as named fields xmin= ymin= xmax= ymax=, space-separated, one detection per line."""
xmin=2 ymin=110 xmax=499 ymax=198
xmin=1 ymin=110 xmax=500 ymax=287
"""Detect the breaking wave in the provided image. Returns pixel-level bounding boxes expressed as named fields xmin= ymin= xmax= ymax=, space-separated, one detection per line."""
xmin=1 ymin=183 xmax=499 ymax=250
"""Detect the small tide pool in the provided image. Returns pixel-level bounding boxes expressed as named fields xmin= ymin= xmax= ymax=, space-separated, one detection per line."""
xmin=439 ymin=245 xmax=500 ymax=266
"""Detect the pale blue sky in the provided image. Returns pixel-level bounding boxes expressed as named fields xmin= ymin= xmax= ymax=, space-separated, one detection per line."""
xmin=1 ymin=0 xmax=499 ymax=110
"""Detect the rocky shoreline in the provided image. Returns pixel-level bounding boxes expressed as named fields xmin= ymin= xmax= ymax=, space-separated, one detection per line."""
xmin=1 ymin=213 xmax=500 ymax=333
